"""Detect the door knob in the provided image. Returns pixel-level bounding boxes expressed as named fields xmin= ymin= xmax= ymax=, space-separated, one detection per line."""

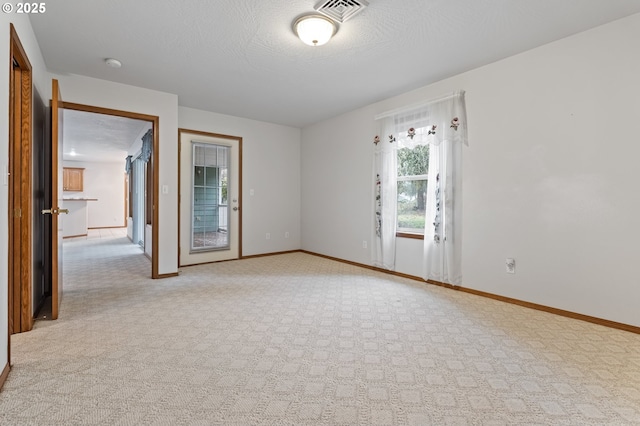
xmin=233 ymin=207 xmax=238 ymax=211
xmin=41 ymin=208 xmax=69 ymax=215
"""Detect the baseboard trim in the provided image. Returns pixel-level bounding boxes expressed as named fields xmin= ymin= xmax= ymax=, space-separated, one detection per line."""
xmin=88 ymin=226 xmax=127 ymax=230
xmin=155 ymin=272 xmax=179 ymax=279
xmin=299 ymin=250 xmax=640 ymax=335
xmin=448 ymin=284 xmax=640 ymax=334
xmin=241 ymin=250 xmax=301 ymax=260
xmin=0 ymin=362 xmax=9 ymax=392
xmin=178 ymin=250 xmax=299 ymax=270
xmin=300 ymin=250 xmax=422 ymax=281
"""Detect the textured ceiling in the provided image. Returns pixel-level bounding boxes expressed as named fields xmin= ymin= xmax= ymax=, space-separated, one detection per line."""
xmin=30 ymin=0 xmax=640 ymax=129
xmin=62 ymin=109 xmax=150 ymax=163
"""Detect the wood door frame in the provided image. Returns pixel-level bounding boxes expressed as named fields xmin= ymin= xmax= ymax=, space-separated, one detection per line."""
xmin=8 ymin=24 xmax=34 ymax=356
xmin=177 ymin=128 xmax=243 ymax=266
xmin=50 ymin=78 xmax=62 ymax=320
xmin=60 ymin=102 xmax=161 ymax=278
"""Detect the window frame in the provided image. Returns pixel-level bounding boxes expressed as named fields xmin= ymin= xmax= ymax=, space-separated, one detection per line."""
xmin=190 ymin=142 xmax=231 ymax=253
xmin=395 ymin=145 xmax=428 ymax=240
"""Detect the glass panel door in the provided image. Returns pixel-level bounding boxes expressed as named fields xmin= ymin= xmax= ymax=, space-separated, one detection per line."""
xmin=179 ymin=130 xmax=241 ymax=266
xmin=191 ymin=143 xmax=230 ymax=252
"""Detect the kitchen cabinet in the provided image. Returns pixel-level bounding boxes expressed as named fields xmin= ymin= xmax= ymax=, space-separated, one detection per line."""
xmin=63 ymin=167 xmax=84 ymax=191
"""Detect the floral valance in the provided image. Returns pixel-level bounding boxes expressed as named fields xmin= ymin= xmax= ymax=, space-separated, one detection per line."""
xmin=374 ymin=91 xmax=468 ymax=150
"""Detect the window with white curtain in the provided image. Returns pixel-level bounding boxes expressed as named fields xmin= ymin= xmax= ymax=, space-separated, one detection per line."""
xmin=373 ymin=91 xmax=468 ymax=286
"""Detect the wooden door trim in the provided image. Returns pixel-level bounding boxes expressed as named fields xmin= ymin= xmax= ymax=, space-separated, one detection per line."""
xmin=8 ymin=23 xmax=34 ymax=352
xmin=0 ymin=362 xmax=9 ymax=392
xmin=60 ymin=102 xmax=160 ymax=278
xmin=50 ymin=79 xmax=62 ymax=320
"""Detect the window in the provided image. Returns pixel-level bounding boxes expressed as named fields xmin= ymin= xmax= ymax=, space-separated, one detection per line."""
xmin=396 ymin=143 xmax=428 ymax=235
xmin=373 ymin=90 xmax=467 ymax=282
xmin=191 ymin=143 xmax=230 ymax=252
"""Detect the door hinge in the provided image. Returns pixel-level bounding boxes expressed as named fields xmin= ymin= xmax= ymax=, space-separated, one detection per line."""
xmin=14 ymin=208 xmax=21 ymax=218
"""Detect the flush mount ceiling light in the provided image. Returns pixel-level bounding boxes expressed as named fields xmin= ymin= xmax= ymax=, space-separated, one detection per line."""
xmin=293 ymin=14 xmax=338 ymax=46
xmin=105 ymin=58 xmax=122 ymax=68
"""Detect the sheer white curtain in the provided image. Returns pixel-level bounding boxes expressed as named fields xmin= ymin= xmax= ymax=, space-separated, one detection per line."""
xmin=372 ymin=117 xmax=397 ymax=270
xmin=422 ymin=91 xmax=468 ymax=285
xmin=373 ymin=91 xmax=468 ymax=282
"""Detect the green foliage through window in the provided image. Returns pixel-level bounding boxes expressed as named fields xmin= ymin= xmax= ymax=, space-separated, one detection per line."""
xmin=397 ymin=145 xmax=429 ymax=176
xmin=397 ymin=144 xmax=429 ymax=232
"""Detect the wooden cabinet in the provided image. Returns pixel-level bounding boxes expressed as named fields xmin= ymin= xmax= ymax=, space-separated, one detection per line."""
xmin=63 ymin=167 xmax=84 ymax=191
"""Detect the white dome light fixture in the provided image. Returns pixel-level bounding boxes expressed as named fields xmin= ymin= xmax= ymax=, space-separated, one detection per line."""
xmin=293 ymin=14 xmax=337 ymax=46
xmin=105 ymin=58 xmax=122 ymax=68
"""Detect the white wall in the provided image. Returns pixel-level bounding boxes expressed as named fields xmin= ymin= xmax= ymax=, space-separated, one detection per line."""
xmin=301 ymin=13 xmax=640 ymax=327
xmin=179 ymin=107 xmax=301 ymax=256
xmin=1 ymin=15 xmax=50 ymax=375
xmin=63 ymin=160 xmax=126 ymax=228
xmin=53 ymin=74 xmax=179 ymax=276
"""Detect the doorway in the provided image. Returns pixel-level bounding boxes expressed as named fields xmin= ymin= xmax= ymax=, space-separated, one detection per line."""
xmin=61 ymin=103 xmax=159 ymax=275
xmin=7 ymin=92 xmax=160 ymax=344
xmin=179 ymin=129 xmax=242 ymax=265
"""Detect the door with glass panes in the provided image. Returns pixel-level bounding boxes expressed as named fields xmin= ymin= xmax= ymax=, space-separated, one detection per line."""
xmin=179 ymin=130 xmax=241 ymax=265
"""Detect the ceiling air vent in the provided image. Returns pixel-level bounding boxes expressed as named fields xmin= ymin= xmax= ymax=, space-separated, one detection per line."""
xmin=315 ymin=0 xmax=368 ymax=23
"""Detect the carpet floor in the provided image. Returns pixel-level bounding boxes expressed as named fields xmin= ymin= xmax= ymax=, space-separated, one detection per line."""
xmin=1 ymin=234 xmax=640 ymax=425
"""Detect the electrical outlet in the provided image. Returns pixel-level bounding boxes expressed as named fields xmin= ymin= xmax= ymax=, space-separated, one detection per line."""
xmin=285 ymin=232 xmax=289 ymax=238
xmin=506 ymin=258 xmax=515 ymax=274
xmin=362 ymin=240 xmax=368 ymax=249
xmin=266 ymin=233 xmax=271 ymax=240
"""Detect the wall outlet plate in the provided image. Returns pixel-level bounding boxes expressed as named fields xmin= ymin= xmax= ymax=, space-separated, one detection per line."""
xmin=506 ymin=258 xmax=515 ymax=274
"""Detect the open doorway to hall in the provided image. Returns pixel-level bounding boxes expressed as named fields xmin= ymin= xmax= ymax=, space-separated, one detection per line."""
xmin=59 ymin=107 xmax=152 ymax=250
xmin=34 ymin=104 xmax=158 ymax=321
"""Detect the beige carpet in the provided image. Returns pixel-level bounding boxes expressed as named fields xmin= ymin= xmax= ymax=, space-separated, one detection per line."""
xmin=1 ymin=235 xmax=640 ymax=425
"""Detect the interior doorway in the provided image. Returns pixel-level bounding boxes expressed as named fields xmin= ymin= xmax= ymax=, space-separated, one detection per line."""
xmin=7 ymin=90 xmax=160 ymax=361
xmin=60 ymin=102 xmax=159 ymax=276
